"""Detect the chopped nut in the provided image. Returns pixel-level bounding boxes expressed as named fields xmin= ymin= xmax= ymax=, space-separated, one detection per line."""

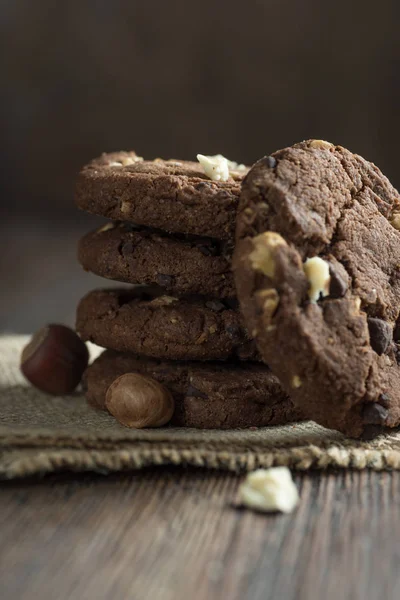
xmin=195 ymin=332 xmax=208 ymax=345
xmin=353 ymin=296 xmax=361 ymax=312
xmin=249 ymin=232 xmax=287 ymax=278
xmin=120 ymin=200 xmax=130 ymax=214
xmin=291 ymin=375 xmax=302 ymax=388
xmin=309 ymin=140 xmax=333 ymax=150
xmin=209 ymin=325 xmax=217 ymax=334
xmin=390 ymin=212 xmax=400 ymax=231
xmin=239 ymin=467 xmax=299 ymax=514
xmin=96 ymin=222 xmax=116 ymax=233
xmin=150 ymin=296 xmax=178 ymax=307
xmin=303 ymin=256 xmax=330 ymax=303
xmin=255 ymin=288 xmax=280 ymax=324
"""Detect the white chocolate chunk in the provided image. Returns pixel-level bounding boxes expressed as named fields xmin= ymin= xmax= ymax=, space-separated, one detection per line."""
xmin=196 ymin=154 xmax=246 ymax=181
xmin=239 ymin=467 xmax=299 ymax=514
xmin=197 ymin=154 xmax=230 ymax=181
xmin=303 ymin=256 xmax=331 ymax=303
xmin=224 ymin=157 xmax=247 ymax=172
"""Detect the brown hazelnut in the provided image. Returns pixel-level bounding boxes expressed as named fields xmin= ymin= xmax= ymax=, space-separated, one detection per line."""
xmin=21 ymin=324 xmax=89 ymax=395
xmin=105 ymin=373 xmax=175 ymax=428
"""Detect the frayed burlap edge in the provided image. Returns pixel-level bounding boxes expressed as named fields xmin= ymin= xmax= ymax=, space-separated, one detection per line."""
xmin=2 ymin=443 xmax=400 ymax=480
xmin=1 ymin=336 xmax=400 ymax=479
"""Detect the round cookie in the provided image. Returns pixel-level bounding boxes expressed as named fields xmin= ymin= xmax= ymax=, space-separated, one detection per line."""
xmin=78 ymin=222 xmax=235 ymax=298
xmin=76 ymin=287 xmax=259 ymax=362
xmin=75 ymin=152 xmax=247 ymax=240
xmin=83 ymin=350 xmax=302 ymax=429
xmin=234 ymin=139 xmax=400 ymax=438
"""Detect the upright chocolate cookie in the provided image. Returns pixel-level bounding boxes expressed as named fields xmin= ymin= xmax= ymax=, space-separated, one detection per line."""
xmin=234 ymin=139 xmax=400 ymax=437
xmin=84 ymin=350 xmax=301 ymax=429
xmin=75 ymin=152 xmax=247 ymax=240
xmin=78 ymin=222 xmax=235 ymax=298
xmin=76 ymin=287 xmax=258 ymax=361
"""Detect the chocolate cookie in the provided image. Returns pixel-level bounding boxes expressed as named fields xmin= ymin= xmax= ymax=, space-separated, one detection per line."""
xmin=76 ymin=287 xmax=259 ymax=361
xmin=234 ymin=139 xmax=400 ymax=437
xmin=75 ymin=152 xmax=247 ymax=240
xmin=78 ymin=222 xmax=235 ymax=298
xmin=84 ymin=350 xmax=302 ymax=428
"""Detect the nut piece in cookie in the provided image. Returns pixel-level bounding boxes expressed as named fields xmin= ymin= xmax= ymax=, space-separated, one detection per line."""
xmin=249 ymin=232 xmax=287 ymax=277
xmin=234 ymin=139 xmax=400 ymax=437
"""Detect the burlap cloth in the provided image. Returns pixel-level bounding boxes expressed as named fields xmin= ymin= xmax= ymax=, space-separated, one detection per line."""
xmin=1 ymin=336 xmax=400 ymax=479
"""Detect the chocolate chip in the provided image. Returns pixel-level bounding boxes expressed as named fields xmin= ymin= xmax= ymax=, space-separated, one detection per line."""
xmin=205 ymin=300 xmax=225 ymax=312
xmin=225 ymin=324 xmax=241 ymax=339
xmin=362 ymin=402 xmax=389 ymax=425
xmin=121 ymin=241 xmax=134 ymax=255
xmin=379 ymin=393 xmax=391 ymax=408
xmin=262 ymin=156 xmax=277 ymax=168
xmin=328 ymin=265 xmax=348 ymax=298
xmin=367 ymin=318 xmax=392 ymax=355
xmin=223 ymin=297 xmax=240 ymax=310
xmin=393 ymin=321 xmax=400 ymax=343
xmin=395 ymin=345 xmax=400 ymax=364
xmin=186 ymin=384 xmax=208 ymax=399
xmin=156 ymin=274 xmax=174 ymax=288
xmin=360 ymin=424 xmax=385 ymax=441
xmin=123 ymin=223 xmax=141 ymax=232
xmin=195 ymin=239 xmax=220 ymax=257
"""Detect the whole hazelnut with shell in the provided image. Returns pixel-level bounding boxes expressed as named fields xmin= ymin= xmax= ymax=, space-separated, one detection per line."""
xmin=20 ymin=324 xmax=89 ymax=395
xmin=105 ymin=373 xmax=175 ymax=428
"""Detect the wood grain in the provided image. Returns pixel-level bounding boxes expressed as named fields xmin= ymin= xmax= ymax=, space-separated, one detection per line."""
xmin=1 ymin=469 xmax=400 ymax=600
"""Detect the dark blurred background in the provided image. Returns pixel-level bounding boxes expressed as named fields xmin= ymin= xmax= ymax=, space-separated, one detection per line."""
xmin=1 ymin=0 xmax=399 ymax=331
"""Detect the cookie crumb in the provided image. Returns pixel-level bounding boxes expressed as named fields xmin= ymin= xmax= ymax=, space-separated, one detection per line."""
xmin=303 ymin=256 xmax=330 ymax=303
xmin=239 ymin=467 xmax=299 ymax=514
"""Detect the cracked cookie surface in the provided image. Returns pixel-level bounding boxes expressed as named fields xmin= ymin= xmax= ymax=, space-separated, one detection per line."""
xmin=75 ymin=152 xmax=247 ymax=240
xmin=78 ymin=222 xmax=235 ymax=298
xmin=76 ymin=286 xmax=259 ymax=362
xmin=234 ymin=139 xmax=400 ymax=437
xmin=83 ymin=350 xmax=302 ymax=428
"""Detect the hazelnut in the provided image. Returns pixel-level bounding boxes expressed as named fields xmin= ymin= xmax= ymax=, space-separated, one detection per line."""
xmin=105 ymin=373 xmax=174 ymax=428
xmin=20 ymin=325 xmax=89 ymax=395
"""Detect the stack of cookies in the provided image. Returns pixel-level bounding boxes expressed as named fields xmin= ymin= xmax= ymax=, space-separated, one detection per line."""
xmin=75 ymin=151 xmax=301 ymax=428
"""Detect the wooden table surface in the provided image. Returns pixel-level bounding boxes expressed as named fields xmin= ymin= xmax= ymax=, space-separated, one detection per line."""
xmin=1 ymin=218 xmax=400 ymax=599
